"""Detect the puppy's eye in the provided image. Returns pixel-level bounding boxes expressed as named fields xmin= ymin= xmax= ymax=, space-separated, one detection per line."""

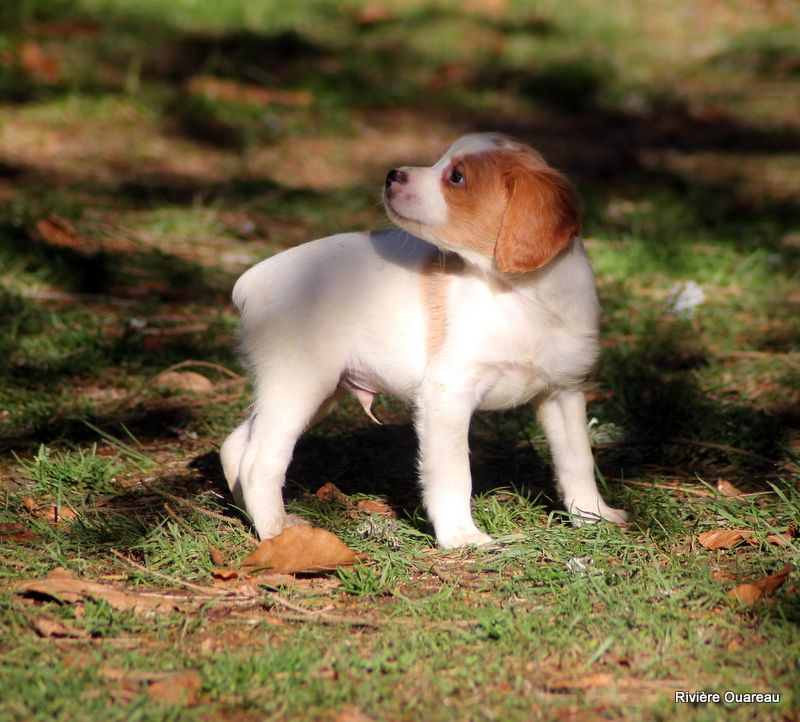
xmin=448 ymin=168 xmax=465 ymax=185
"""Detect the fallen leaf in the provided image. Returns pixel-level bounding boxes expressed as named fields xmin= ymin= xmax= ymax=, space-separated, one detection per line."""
xmin=315 ymin=482 xmax=349 ymax=504
xmin=698 ymin=529 xmax=754 ymax=550
xmin=100 ymin=669 xmax=201 ymax=706
xmin=48 ymin=567 xmax=74 ymax=580
xmin=699 ymin=528 xmax=794 ymax=550
xmin=186 ymin=75 xmax=313 ymax=107
xmin=211 ymin=567 xmax=238 ymax=582
xmin=0 ymin=522 xmax=39 ymax=543
xmin=355 ymin=499 xmax=396 ymax=518
xmin=21 ymin=496 xmax=38 ymax=512
xmin=20 ymin=41 xmax=61 ymax=83
xmin=336 ymin=708 xmax=376 ymax=722
xmin=51 ymin=505 xmax=78 ymax=523
xmin=154 ymin=370 xmax=214 ymax=394
xmin=240 ymin=525 xmax=364 ymax=574
xmin=33 ymin=616 xmax=87 ymax=638
xmin=15 ymin=567 xmax=181 ymax=615
xmin=24 ymin=20 xmax=100 ymax=37
xmin=545 ymin=673 xmax=613 ymax=691
xmin=148 ymin=671 xmax=202 ymax=706
xmin=108 ymin=686 xmax=138 ymax=705
xmin=353 ymin=5 xmax=396 ymax=25
xmin=764 ymin=531 xmax=794 ymax=547
xmin=251 ymin=572 xmax=299 ymax=587
xmin=716 ymin=478 xmax=744 ymax=497
xmin=711 ymin=568 xmax=737 ymax=582
xmin=728 ymin=564 xmax=795 ymax=604
xmin=35 ymin=215 xmax=96 ymax=253
xmin=208 ymin=546 xmax=226 ymax=567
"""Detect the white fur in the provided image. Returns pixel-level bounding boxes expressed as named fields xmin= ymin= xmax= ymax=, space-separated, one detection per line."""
xmin=221 ymin=134 xmax=627 ymax=548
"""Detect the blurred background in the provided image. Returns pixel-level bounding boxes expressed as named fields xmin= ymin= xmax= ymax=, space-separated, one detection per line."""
xmin=1 ymin=0 xmax=798 ymax=481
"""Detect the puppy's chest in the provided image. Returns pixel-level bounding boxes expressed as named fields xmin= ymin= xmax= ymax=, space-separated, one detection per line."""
xmin=442 ymin=289 xmax=598 ymax=407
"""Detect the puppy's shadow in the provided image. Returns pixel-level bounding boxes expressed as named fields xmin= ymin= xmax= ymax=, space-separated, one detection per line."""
xmin=195 ymin=416 xmax=561 ymax=533
xmin=288 ymin=418 xmax=559 ymax=520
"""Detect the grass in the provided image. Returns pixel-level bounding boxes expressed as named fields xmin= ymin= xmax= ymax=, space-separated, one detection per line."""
xmin=1 ymin=0 xmax=799 ymax=720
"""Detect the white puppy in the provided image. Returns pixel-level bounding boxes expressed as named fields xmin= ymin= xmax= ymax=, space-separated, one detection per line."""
xmin=221 ymin=133 xmax=627 ymax=548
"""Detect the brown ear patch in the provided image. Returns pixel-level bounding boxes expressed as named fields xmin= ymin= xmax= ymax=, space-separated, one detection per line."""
xmin=494 ymin=164 xmax=581 ymax=273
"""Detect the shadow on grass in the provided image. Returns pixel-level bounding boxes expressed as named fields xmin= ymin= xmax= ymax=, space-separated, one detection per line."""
xmin=1 ymin=221 xmax=232 ymax=301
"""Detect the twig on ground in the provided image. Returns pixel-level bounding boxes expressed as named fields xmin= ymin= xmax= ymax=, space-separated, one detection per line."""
xmin=109 ymin=549 xmax=227 ymax=596
xmin=158 ymin=491 xmax=250 ymax=528
xmin=668 ymin=437 xmax=798 ymax=472
xmin=268 ymin=594 xmax=382 ymax=627
xmin=158 ymin=359 xmax=245 ymax=381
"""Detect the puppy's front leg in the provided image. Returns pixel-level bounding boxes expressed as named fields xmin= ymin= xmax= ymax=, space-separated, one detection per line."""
xmin=536 ymin=390 xmax=628 ymax=525
xmin=415 ymin=388 xmax=492 ymax=548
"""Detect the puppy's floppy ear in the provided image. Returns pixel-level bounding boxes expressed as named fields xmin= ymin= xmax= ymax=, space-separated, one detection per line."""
xmin=494 ymin=165 xmax=581 ymax=273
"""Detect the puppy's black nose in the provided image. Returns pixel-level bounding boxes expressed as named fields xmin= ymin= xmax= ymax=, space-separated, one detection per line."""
xmin=385 ymin=169 xmax=408 ymax=188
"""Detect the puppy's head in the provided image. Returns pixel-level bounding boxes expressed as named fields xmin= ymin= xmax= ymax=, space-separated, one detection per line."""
xmin=383 ymin=133 xmax=580 ymax=274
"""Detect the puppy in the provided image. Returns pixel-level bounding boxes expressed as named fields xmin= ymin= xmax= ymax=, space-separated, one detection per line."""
xmin=221 ymin=133 xmax=627 ymax=548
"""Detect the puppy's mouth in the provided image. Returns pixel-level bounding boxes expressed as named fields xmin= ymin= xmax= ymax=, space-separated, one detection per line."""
xmin=383 ymin=195 xmax=427 ymax=229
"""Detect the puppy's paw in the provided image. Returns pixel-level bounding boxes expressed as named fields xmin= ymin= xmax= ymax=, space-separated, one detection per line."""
xmin=437 ymin=527 xmax=494 ymax=549
xmin=254 ymin=512 xmax=310 ymax=540
xmin=284 ymin=513 xmax=311 ymax=529
xmin=565 ymin=498 xmax=629 ymax=527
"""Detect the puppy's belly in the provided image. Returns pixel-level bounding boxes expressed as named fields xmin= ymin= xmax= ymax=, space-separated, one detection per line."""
xmin=474 ymin=365 xmax=550 ymax=411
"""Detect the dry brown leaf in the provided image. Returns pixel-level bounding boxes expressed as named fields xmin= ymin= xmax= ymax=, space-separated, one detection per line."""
xmin=35 ymin=216 xmax=96 ymax=253
xmin=154 ymin=370 xmax=214 ymax=394
xmin=211 ymin=567 xmax=238 ymax=582
xmin=336 ymin=708 xmax=376 ymax=722
xmin=728 ymin=564 xmax=795 ymax=604
xmin=33 ymin=616 xmax=87 ymax=638
xmin=208 ymin=546 xmax=226 ymax=567
xmin=698 ymin=529 xmax=754 ymax=550
xmin=48 ymin=567 xmax=74 ymax=580
xmin=353 ymin=5 xmax=396 ymax=26
xmin=355 ymin=499 xmax=396 ymax=518
xmin=764 ymin=532 xmax=794 ymax=547
xmin=101 ymin=669 xmax=201 ymax=706
xmin=240 ymin=525 xmax=364 ymax=574
xmin=148 ymin=671 xmax=202 ymax=706
xmin=251 ymin=572 xmax=299 ymax=587
xmin=0 ymin=522 xmax=39 ymax=543
xmin=186 ymin=75 xmax=313 ymax=107
xmin=51 ymin=505 xmax=78 ymax=523
xmin=699 ymin=528 xmax=794 ymax=550
xmin=315 ymin=482 xmax=350 ymax=504
xmin=15 ymin=567 xmax=180 ymax=614
xmin=20 ymin=41 xmax=61 ymax=83
xmin=24 ymin=20 xmax=100 ymax=38
xmin=716 ymin=478 xmax=744 ymax=497
xmin=711 ymin=568 xmax=737 ymax=582
xmin=545 ymin=673 xmax=613 ymax=691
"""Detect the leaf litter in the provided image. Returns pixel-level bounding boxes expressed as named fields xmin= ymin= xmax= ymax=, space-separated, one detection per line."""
xmin=15 ymin=567 xmax=183 ymax=615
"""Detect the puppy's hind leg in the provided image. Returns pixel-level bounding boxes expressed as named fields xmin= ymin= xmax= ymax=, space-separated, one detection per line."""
xmin=220 ymin=417 xmax=252 ymax=509
xmin=536 ymin=390 xmax=628 ymax=525
xmin=238 ymin=376 xmax=337 ymax=540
